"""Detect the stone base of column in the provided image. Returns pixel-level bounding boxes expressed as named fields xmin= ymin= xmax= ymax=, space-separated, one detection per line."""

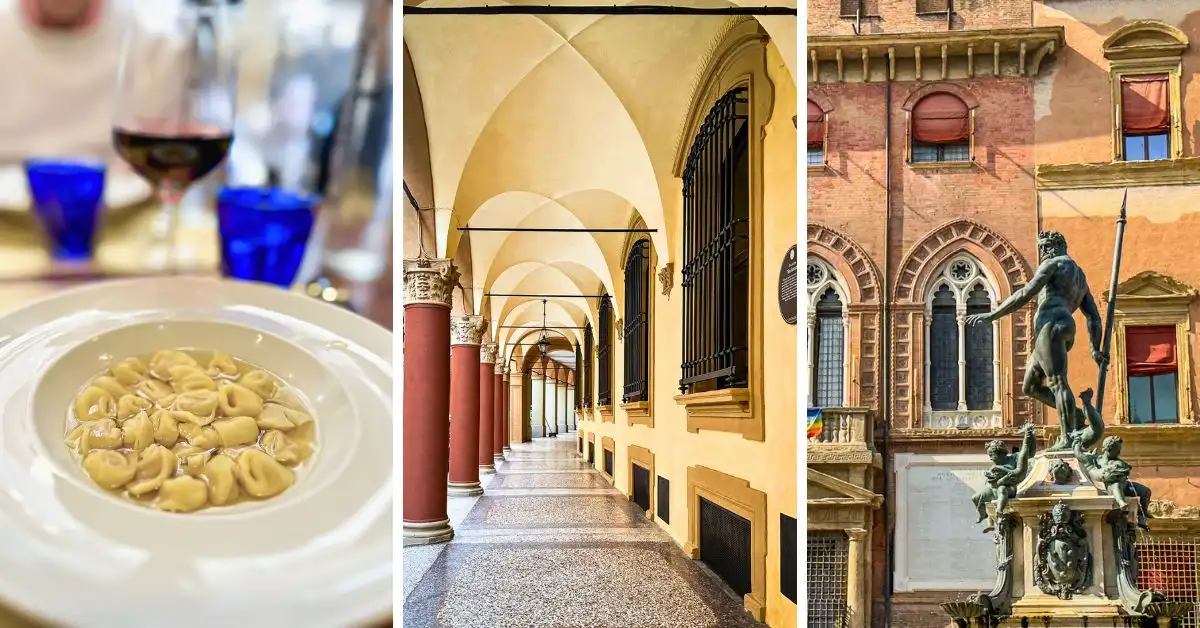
xmin=447 ymin=481 xmax=483 ymax=497
xmin=493 ymin=453 xmax=504 ymax=464
xmin=403 ymin=519 xmax=454 ymax=546
xmin=503 ymin=446 xmax=512 ymax=453
xmin=480 ymin=463 xmax=497 ymax=474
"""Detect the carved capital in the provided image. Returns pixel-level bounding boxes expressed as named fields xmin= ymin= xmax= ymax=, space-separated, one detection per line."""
xmin=845 ymin=528 xmax=868 ymax=541
xmin=450 ymin=315 xmax=486 ymax=346
xmin=480 ymin=343 xmax=498 ymax=364
xmin=403 ymin=258 xmax=459 ymax=308
xmin=494 ymin=361 xmax=504 ymax=375
xmin=658 ymin=262 xmax=674 ymax=297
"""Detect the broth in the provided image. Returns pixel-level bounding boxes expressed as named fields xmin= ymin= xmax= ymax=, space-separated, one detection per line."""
xmin=64 ymin=349 xmax=318 ymax=513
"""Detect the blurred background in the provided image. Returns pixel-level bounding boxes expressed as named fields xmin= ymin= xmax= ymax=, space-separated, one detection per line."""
xmin=0 ymin=0 xmax=393 ymax=329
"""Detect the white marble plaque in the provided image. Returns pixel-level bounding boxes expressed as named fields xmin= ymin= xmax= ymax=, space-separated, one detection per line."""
xmin=894 ymin=453 xmax=996 ymax=591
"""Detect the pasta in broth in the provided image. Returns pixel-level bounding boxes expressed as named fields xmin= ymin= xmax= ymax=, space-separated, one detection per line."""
xmin=65 ymin=349 xmax=318 ymax=513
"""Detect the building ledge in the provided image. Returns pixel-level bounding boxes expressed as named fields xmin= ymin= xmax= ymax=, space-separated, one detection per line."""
xmin=621 ymin=400 xmax=653 ymax=428
xmin=674 ymin=388 xmax=763 ymax=441
xmin=1036 ymin=157 xmax=1200 ymax=190
xmin=597 ymin=405 xmax=614 ymax=423
xmin=809 ymin=26 xmax=1065 ymax=82
xmin=1042 ymin=423 xmax=1200 ymax=466
xmin=909 ymin=159 xmax=976 ymax=171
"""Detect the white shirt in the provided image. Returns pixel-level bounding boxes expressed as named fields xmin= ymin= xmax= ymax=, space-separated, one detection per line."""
xmin=0 ymin=0 xmax=186 ymax=166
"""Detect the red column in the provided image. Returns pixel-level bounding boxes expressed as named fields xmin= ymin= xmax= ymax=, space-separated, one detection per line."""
xmin=447 ymin=315 xmax=485 ymax=497
xmin=402 ymin=258 xmax=458 ymax=546
xmin=492 ymin=364 xmax=504 ymax=462
xmin=502 ymin=367 xmax=512 ymax=454
xmin=479 ymin=343 xmax=497 ymax=474
xmin=539 ymin=357 xmax=549 ymax=437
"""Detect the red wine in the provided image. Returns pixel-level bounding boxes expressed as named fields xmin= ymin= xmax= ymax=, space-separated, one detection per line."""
xmin=113 ymin=129 xmax=233 ymax=188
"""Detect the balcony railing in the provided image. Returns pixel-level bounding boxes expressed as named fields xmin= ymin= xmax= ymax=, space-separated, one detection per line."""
xmin=809 ymin=407 xmax=873 ymax=446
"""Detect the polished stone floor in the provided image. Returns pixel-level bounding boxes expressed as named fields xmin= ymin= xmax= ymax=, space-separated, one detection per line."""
xmin=403 ymin=434 xmax=765 ymax=628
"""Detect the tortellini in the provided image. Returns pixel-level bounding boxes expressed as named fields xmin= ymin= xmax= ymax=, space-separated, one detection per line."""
xmin=66 ymin=349 xmax=317 ymax=512
xmin=82 ymin=450 xmax=137 ymax=488
xmin=235 ymin=449 xmax=295 ymax=498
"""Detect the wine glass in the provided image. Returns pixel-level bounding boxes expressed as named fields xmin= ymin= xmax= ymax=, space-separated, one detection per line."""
xmin=111 ymin=1 xmax=238 ymax=272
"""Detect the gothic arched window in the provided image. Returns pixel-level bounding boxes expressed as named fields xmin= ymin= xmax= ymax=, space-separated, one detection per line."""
xmin=924 ymin=256 xmax=999 ymax=427
xmin=806 ymin=257 xmax=847 ymax=408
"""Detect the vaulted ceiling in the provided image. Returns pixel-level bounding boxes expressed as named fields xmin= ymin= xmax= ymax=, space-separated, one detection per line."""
xmin=402 ymin=0 xmax=797 ymax=368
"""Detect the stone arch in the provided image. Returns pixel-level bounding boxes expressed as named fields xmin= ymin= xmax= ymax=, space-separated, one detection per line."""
xmin=899 ymin=81 xmax=981 ymax=112
xmin=807 ymin=223 xmax=882 ymax=305
xmin=894 ymin=219 xmax=1029 ymax=304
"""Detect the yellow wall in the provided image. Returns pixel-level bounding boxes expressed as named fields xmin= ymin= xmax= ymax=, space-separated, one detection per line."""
xmin=577 ymin=42 xmax=797 ymax=628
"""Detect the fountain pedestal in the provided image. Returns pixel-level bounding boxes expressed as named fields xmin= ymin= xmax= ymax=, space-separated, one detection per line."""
xmin=946 ymin=451 xmax=1183 ymax=627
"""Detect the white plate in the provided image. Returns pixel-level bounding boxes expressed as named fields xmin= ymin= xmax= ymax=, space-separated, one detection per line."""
xmin=0 ymin=277 xmax=392 ymax=627
xmin=0 ymin=167 xmax=154 ymax=211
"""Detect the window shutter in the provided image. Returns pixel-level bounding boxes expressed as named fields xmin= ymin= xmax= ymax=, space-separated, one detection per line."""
xmin=839 ymin=0 xmax=860 ymax=17
xmin=807 ymin=100 xmax=825 ymax=147
xmin=1126 ymin=325 xmax=1177 ymax=377
xmin=916 ymin=0 xmax=949 ymax=13
xmin=911 ymin=93 xmax=970 ymax=144
xmin=905 ymin=110 xmax=912 ymax=161
xmin=968 ymin=109 xmax=976 ymax=162
xmin=1121 ymin=74 xmax=1170 ymax=135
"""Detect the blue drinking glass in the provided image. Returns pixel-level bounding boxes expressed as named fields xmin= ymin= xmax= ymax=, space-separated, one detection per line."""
xmin=24 ymin=158 xmax=106 ymax=261
xmin=217 ymin=186 xmax=317 ymax=288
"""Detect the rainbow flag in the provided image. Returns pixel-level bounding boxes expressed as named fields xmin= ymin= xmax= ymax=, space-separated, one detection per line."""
xmin=807 ymin=408 xmax=823 ymax=440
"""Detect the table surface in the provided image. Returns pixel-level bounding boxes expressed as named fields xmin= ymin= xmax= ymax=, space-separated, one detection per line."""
xmin=0 ymin=201 xmax=392 ymax=624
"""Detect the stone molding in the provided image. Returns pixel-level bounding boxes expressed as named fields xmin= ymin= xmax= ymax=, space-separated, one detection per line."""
xmin=402 ymin=258 xmax=459 ymax=308
xmin=449 ymin=315 xmax=486 ymax=346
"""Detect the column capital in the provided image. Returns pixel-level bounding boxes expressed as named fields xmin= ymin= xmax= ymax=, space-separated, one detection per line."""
xmin=494 ymin=361 xmax=504 ymax=375
xmin=402 ymin=258 xmax=459 ymax=308
xmin=502 ymin=367 xmax=511 ymax=382
xmin=480 ymin=343 xmax=498 ymax=364
xmin=450 ymin=315 xmax=486 ymax=346
xmin=845 ymin=528 xmax=868 ymax=541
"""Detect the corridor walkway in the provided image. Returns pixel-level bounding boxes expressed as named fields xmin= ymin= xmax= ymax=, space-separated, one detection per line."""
xmin=402 ymin=436 xmax=766 ymax=628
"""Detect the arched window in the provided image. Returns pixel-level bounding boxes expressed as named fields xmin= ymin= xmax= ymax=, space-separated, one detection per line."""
xmin=924 ymin=255 xmax=999 ymax=427
xmin=807 ymin=99 xmax=826 ymax=166
xmin=597 ymin=295 xmax=613 ymax=407
xmin=679 ymin=86 xmax=750 ymax=394
xmin=806 ymin=257 xmax=847 ymax=408
xmin=583 ymin=323 xmax=593 ymax=409
xmin=623 ymin=239 xmax=651 ymax=403
xmin=909 ymin=92 xmax=972 ymax=164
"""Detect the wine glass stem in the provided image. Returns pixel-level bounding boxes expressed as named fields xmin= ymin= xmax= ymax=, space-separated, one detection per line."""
xmin=161 ymin=186 xmax=182 ymax=275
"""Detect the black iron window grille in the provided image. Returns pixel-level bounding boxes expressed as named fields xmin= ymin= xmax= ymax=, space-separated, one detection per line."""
xmin=813 ymin=287 xmax=844 ymax=408
xmin=698 ymin=496 xmax=752 ymax=598
xmin=603 ymin=448 xmax=614 ymax=476
xmin=808 ymin=531 xmax=850 ymax=627
xmin=657 ymin=476 xmax=670 ymax=524
xmin=578 ymin=437 xmax=583 ymax=453
xmin=574 ymin=342 xmax=583 ymax=411
xmin=597 ymin=295 xmax=613 ymax=406
xmin=623 ymin=239 xmax=651 ymax=403
xmin=583 ymin=324 xmax=593 ymax=409
xmin=587 ymin=441 xmax=594 ymax=463
xmin=632 ymin=464 xmax=651 ymax=512
xmin=679 ymin=86 xmax=751 ymax=394
xmin=781 ymin=514 xmax=797 ymax=604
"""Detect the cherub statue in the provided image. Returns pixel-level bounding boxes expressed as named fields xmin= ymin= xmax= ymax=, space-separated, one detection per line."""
xmin=1073 ymin=435 xmax=1152 ymax=529
xmin=972 ymin=422 xmax=1037 ymax=532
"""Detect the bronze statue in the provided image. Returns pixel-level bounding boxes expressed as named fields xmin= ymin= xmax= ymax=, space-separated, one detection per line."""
xmin=1074 ymin=435 xmax=1152 ymax=530
xmin=966 ymin=231 xmax=1108 ymax=451
xmin=972 ymin=422 xmax=1037 ymax=531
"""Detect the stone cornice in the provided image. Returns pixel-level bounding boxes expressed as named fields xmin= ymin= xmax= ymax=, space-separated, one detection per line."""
xmin=1036 ymin=157 xmax=1200 ymax=190
xmin=809 ymin=26 xmax=1065 ymax=82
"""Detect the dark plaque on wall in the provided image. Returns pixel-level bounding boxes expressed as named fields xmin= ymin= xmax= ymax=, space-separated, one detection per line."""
xmin=779 ymin=244 xmax=798 ymax=325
